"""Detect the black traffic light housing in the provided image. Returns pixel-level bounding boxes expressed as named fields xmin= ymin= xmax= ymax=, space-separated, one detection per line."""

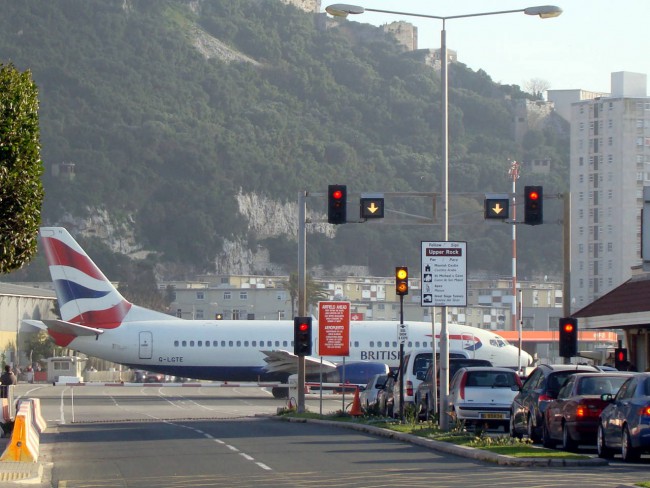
xmin=395 ymin=267 xmax=409 ymax=296
xmin=327 ymin=184 xmax=347 ymax=224
xmin=614 ymin=347 xmax=628 ymax=370
xmin=559 ymin=317 xmax=578 ymax=357
xmin=524 ymin=185 xmax=543 ymax=225
xmin=293 ymin=316 xmax=312 ymax=356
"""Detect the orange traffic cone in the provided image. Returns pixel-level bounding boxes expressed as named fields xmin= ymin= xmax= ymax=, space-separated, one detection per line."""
xmin=349 ymin=387 xmax=363 ymax=416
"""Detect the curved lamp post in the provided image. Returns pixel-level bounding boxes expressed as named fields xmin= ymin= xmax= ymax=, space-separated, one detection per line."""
xmin=325 ymin=3 xmax=562 ymax=430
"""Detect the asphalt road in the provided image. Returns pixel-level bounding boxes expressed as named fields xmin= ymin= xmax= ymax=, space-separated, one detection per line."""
xmin=8 ymin=384 xmax=650 ymax=487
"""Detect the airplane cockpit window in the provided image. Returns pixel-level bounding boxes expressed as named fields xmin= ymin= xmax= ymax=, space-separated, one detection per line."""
xmin=490 ymin=339 xmax=498 ymax=347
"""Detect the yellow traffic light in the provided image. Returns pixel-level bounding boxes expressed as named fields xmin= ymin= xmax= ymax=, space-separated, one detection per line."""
xmin=395 ymin=267 xmax=409 ymax=296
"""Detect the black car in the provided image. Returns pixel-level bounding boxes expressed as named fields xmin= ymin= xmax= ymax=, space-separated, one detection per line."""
xmin=510 ymin=363 xmax=599 ymax=442
xmin=414 ymin=358 xmax=493 ymax=420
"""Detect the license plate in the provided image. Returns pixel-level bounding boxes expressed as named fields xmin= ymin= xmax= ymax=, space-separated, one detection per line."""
xmin=481 ymin=413 xmax=505 ymax=419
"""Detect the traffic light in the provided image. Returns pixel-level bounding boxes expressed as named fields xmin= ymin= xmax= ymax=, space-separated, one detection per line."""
xmin=395 ymin=267 xmax=409 ymax=296
xmin=524 ymin=185 xmax=543 ymax=225
xmin=293 ymin=316 xmax=312 ymax=356
xmin=559 ymin=317 xmax=578 ymax=357
xmin=327 ymin=184 xmax=347 ymax=224
xmin=614 ymin=348 xmax=628 ymax=370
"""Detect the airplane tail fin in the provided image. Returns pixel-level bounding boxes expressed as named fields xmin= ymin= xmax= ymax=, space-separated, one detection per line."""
xmin=40 ymin=227 xmax=134 ymax=329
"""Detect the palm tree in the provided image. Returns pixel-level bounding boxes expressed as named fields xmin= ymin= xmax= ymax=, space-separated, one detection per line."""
xmin=283 ymin=273 xmax=329 ymax=317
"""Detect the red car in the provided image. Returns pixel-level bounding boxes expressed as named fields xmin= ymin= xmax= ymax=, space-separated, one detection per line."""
xmin=542 ymin=372 xmax=634 ymax=450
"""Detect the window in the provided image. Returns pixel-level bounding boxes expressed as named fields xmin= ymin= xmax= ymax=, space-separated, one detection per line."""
xmin=240 ymin=291 xmax=248 ymax=300
xmin=174 ymin=340 xmax=179 ymax=347
xmin=224 ymin=291 xmax=231 ymax=300
xmin=196 ymin=291 xmax=204 ymax=300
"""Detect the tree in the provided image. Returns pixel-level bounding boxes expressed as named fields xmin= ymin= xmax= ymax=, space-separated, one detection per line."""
xmin=524 ymin=78 xmax=551 ymax=100
xmin=283 ymin=273 xmax=329 ymax=317
xmin=0 ymin=63 xmax=44 ymax=274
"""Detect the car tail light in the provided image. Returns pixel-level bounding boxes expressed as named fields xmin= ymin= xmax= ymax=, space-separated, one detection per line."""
xmin=406 ymin=380 xmax=413 ymax=397
xmin=539 ymin=394 xmax=553 ymax=402
xmin=460 ymin=372 xmax=467 ymax=400
xmin=576 ymin=402 xmax=602 ymax=419
xmin=640 ymin=405 xmax=650 ymax=417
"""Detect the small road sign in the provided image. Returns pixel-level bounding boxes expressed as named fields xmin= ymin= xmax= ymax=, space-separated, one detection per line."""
xmin=397 ymin=323 xmax=409 ymax=344
xmin=484 ymin=193 xmax=510 ymax=219
xmin=360 ymin=194 xmax=385 ymax=219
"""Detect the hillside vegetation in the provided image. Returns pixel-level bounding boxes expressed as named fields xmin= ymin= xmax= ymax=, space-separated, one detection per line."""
xmin=0 ymin=0 xmax=568 ymax=280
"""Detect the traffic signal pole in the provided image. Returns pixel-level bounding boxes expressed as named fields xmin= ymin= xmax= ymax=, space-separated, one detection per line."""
xmin=297 ymin=191 xmax=307 ymax=413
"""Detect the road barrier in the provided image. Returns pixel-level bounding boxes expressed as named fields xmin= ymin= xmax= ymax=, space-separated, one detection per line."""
xmin=0 ymin=398 xmax=45 ymax=463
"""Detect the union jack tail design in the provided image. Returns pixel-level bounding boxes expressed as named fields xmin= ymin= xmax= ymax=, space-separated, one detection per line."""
xmin=40 ymin=227 xmax=132 ymax=329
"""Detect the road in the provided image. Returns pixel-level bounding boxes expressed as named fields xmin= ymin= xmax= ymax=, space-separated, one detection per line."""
xmin=9 ymin=384 xmax=650 ymax=487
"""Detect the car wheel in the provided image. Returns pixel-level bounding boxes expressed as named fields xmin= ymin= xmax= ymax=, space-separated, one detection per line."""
xmin=597 ymin=425 xmax=614 ymax=459
xmin=509 ymin=413 xmax=521 ymax=439
xmin=527 ymin=414 xmax=540 ymax=443
xmin=621 ymin=426 xmax=641 ymax=462
xmin=542 ymin=420 xmax=555 ymax=449
xmin=562 ymin=423 xmax=578 ymax=451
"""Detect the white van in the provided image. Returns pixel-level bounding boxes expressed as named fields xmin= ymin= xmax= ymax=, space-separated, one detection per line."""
xmin=392 ymin=348 xmax=469 ymax=417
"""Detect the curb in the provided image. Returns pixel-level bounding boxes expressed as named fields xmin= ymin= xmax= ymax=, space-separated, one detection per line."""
xmin=277 ymin=417 xmax=608 ymax=467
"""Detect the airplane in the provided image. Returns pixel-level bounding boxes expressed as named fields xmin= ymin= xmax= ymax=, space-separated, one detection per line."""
xmin=26 ymin=227 xmax=532 ymax=395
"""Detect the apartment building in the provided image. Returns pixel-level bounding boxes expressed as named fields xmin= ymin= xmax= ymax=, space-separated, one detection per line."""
xmin=555 ymin=72 xmax=650 ymax=312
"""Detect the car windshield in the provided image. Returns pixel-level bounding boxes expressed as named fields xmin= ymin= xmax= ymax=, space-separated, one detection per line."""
xmin=577 ymin=376 xmax=627 ymax=396
xmin=547 ymin=371 xmax=575 ymax=393
xmin=413 ymin=354 xmax=432 ymax=376
xmin=465 ymin=370 xmax=516 ymax=387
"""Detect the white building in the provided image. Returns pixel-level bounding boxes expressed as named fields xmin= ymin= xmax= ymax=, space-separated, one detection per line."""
xmin=554 ymin=72 xmax=650 ymax=312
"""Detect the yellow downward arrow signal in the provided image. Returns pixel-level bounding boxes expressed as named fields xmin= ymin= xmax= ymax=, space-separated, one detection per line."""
xmin=367 ymin=202 xmax=379 ymax=214
xmin=492 ymin=203 xmax=504 ymax=215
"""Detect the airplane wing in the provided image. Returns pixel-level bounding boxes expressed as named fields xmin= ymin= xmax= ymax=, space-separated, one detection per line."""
xmin=23 ymin=319 xmax=104 ymax=337
xmin=261 ymin=350 xmax=337 ymax=375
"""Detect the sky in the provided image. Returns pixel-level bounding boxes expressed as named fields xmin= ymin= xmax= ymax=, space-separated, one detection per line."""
xmin=322 ymin=0 xmax=650 ymax=96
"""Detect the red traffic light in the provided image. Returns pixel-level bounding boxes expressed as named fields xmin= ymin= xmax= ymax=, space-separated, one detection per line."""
xmin=562 ymin=323 xmax=574 ymax=333
xmin=332 ymin=189 xmax=343 ymax=200
xmin=617 ymin=351 xmax=625 ymax=362
xmin=298 ymin=322 xmax=309 ymax=332
xmin=528 ymin=190 xmax=540 ymax=200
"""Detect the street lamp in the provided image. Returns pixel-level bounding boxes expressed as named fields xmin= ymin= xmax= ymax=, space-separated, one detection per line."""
xmin=325 ymin=3 xmax=561 ymax=430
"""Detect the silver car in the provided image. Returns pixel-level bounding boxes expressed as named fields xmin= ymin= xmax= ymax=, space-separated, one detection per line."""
xmin=448 ymin=367 xmax=522 ymax=429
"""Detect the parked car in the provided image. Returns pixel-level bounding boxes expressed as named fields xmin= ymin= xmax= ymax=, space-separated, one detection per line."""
xmin=598 ymin=372 xmax=650 ymax=461
xmin=392 ymin=349 xmax=472 ymax=417
xmin=359 ymin=373 xmax=388 ymax=412
xmin=542 ymin=372 xmax=633 ymax=450
xmin=376 ymin=374 xmax=396 ymax=417
xmin=448 ymin=366 xmax=522 ymax=430
xmin=510 ymin=363 xmax=600 ymax=442
xmin=415 ymin=358 xmax=493 ymax=420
